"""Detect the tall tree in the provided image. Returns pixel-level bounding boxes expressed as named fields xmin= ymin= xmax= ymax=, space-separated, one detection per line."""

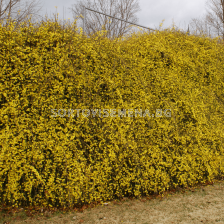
xmin=0 ymin=0 xmax=44 ymax=30
xmin=68 ymin=0 xmax=141 ymax=39
xmin=189 ymin=0 xmax=224 ymax=41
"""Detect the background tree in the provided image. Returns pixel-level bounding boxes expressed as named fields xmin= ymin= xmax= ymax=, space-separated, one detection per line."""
xmin=189 ymin=0 xmax=224 ymax=41
xmin=69 ymin=0 xmax=141 ymax=39
xmin=0 ymin=0 xmax=44 ymax=30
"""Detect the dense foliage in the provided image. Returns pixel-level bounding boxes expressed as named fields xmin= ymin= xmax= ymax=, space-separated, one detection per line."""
xmin=0 ymin=18 xmax=224 ymax=208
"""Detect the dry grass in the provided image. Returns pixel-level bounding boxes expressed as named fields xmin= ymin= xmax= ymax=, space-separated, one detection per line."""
xmin=1 ymin=178 xmax=224 ymax=224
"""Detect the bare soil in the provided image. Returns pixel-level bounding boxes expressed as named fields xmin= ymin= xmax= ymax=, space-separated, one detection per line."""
xmin=1 ymin=178 xmax=224 ymax=224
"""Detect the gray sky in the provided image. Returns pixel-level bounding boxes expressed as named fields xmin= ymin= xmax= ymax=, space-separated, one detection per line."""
xmin=38 ymin=0 xmax=207 ymax=32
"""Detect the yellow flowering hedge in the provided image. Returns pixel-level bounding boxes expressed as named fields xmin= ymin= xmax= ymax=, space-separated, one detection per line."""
xmin=0 ymin=18 xmax=224 ymax=208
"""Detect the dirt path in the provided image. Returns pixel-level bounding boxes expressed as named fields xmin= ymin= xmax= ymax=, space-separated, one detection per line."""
xmin=1 ymin=179 xmax=224 ymax=224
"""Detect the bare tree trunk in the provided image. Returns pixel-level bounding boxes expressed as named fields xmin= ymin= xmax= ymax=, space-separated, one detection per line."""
xmin=68 ymin=0 xmax=141 ymax=39
xmin=189 ymin=0 xmax=224 ymax=41
xmin=0 ymin=0 xmax=44 ymax=30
